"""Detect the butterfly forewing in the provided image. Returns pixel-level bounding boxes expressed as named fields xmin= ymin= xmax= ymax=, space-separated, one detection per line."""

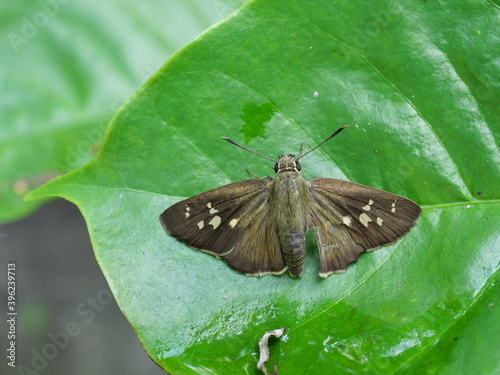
xmin=160 ymin=179 xmax=288 ymax=276
xmin=307 ymin=178 xmax=422 ymax=277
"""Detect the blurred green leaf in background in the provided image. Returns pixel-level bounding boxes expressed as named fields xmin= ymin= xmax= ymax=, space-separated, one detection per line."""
xmin=0 ymin=0 xmax=247 ymax=223
xmin=16 ymin=0 xmax=500 ymax=374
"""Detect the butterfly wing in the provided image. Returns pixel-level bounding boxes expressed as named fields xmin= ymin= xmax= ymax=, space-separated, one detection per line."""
xmin=160 ymin=179 xmax=287 ymax=276
xmin=307 ymin=178 xmax=422 ymax=277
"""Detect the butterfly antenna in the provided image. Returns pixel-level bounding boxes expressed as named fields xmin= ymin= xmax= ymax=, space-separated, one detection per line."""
xmin=297 ymin=125 xmax=349 ymax=160
xmin=221 ymin=137 xmax=279 ymax=162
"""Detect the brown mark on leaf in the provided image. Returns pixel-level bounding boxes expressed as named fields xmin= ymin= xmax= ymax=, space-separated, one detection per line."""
xmin=257 ymin=327 xmax=285 ymax=375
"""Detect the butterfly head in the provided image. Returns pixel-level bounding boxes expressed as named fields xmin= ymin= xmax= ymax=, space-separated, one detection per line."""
xmin=274 ymin=154 xmax=301 ymax=173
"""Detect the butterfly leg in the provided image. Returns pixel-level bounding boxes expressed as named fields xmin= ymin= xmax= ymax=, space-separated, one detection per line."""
xmin=246 ymin=169 xmax=273 ymax=181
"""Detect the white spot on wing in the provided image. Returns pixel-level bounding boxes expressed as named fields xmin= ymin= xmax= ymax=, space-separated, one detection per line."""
xmin=342 ymin=216 xmax=352 ymax=226
xmin=209 ymin=215 xmax=222 ymax=229
xmin=197 ymin=221 xmax=204 ymax=230
xmin=229 ymin=218 xmax=239 ymax=228
xmin=359 ymin=213 xmax=372 ymax=227
xmin=207 ymin=202 xmax=212 ymax=208
xmin=363 ymin=205 xmax=371 ymax=211
xmin=369 ymin=199 xmax=374 ymax=205
xmin=391 ymin=202 xmax=396 ymax=213
xmin=376 ymin=217 xmax=383 ymax=226
xmin=209 ymin=208 xmax=218 ymax=214
xmin=185 ymin=212 xmax=190 ymax=218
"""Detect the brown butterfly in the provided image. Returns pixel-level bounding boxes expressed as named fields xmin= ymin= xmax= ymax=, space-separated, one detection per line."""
xmin=160 ymin=126 xmax=421 ymax=278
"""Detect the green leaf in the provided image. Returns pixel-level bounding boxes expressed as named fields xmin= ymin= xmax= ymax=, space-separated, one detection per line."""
xmin=28 ymin=0 xmax=500 ymax=374
xmin=0 ymin=0 xmax=245 ymax=223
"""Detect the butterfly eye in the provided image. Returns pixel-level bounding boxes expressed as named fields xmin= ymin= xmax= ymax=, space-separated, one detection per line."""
xmin=295 ymin=161 xmax=301 ymax=171
xmin=273 ymin=163 xmax=279 ymax=173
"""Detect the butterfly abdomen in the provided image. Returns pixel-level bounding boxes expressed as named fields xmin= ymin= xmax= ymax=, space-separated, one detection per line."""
xmin=271 ymin=170 xmax=312 ymax=277
xmin=279 ymin=230 xmax=305 ymax=277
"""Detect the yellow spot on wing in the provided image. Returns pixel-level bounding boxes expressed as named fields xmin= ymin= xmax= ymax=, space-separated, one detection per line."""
xmin=359 ymin=213 xmax=372 ymax=227
xmin=342 ymin=216 xmax=352 ymax=226
xmin=209 ymin=215 xmax=222 ymax=229
xmin=229 ymin=218 xmax=239 ymax=228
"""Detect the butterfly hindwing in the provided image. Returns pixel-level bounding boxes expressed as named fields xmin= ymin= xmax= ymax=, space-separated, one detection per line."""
xmin=314 ymin=224 xmax=365 ymax=277
xmin=221 ymin=208 xmax=287 ymax=276
xmin=308 ymin=178 xmax=422 ymax=277
xmin=160 ymin=179 xmax=287 ymax=276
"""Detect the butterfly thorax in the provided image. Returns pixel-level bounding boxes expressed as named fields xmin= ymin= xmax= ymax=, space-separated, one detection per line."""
xmin=269 ymin=154 xmax=312 ymax=277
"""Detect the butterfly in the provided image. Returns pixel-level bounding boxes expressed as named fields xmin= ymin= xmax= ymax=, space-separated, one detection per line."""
xmin=160 ymin=126 xmax=422 ymax=278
